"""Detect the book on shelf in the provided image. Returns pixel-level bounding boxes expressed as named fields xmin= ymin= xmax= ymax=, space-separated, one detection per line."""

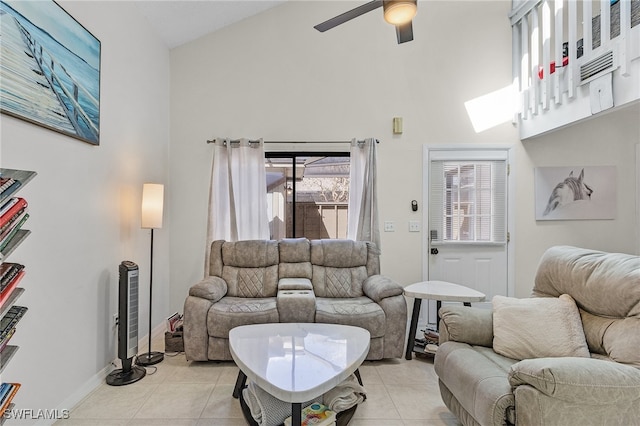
xmin=0 ymin=262 xmax=22 ymax=281
xmin=284 ymin=402 xmax=336 ymax=426
xmin=0 ymin=306 xmax=28 ymax=341
xmin=0 ymin=177 xmax=21 ymax=197
xmin=0 ymin=213 xmax=29 ymax=253
xmin=0 ymin=383 xmax=21 ymax=418
xmin=0 ymin=327 xmax=16 ymax=353
xmin=0 ymin=178 xmax=15 ymax=193
xmin=0 ymin=198 xmax=27 ymax=229
xmin=0 ymin=270 xmax=25 ymax=307
xmin=0 ymin=180 xmax=21 ymax=200
xmin=0 ymin=198 xmax=18 ymax=217
xmin=0 ymin=208 xmax=27 ymax=237
xmin=0 ymin=383 xmax=13 ymax=403
xmin=1 ymin=263 xmax=25 ymax=290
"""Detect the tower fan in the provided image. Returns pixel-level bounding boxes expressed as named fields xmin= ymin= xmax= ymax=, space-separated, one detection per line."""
xmin=107 ymin=261 xmax=146 ymax=385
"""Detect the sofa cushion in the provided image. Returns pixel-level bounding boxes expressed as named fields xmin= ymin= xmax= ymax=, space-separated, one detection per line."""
xmin=311 ymin=239 xmax=368 ymax=268
xmin=208 ymin=297 xmax=279 ymax=338
xmin=580 ymin=310 xmax=640 ymax=367
xmin=222 ymin=265 xmax=279 ymax=298
xmin=219 ymin=240 xmax=280 ymax=297
xmin=533 ymin=246 xmax=640 ymax=367
xmin=279 ymin=262 xmax=312 ymax=280
xmin=315 ymin=297 xmax=385 ymax=338
xmin=492 ymin=294 xmax=590 ymax=360
xmin=533 ymin=245 xmax=640 ymax=318
xmin=310 ymin=240 xmax=370 ymax=297
xmin=279 ymin=238 xmax=312 ymax=279
xmin=279 ymin=238 xmax=310 ymax=263
xmin=439 ymin=305 xmax=493 ymax=347
xmin=312 ymin=266 xmax=368 ymax=298
xmin=222 ymin=239 xmax=279 ymax=268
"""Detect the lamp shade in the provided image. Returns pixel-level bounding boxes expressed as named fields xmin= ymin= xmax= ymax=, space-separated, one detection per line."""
xmin=141 ymin=183 xmax=164 ymax=229
xmin=383 ymin=0 xmax=417 ymax=25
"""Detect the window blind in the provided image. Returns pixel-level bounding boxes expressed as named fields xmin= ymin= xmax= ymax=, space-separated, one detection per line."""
xmin=430 ymin=159 xmax=507 ymax=244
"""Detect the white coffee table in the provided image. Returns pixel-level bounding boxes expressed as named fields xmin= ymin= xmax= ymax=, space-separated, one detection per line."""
xmin=404 ymin=280 xmax=486 ymax=359
xmin=229 ymin=322 xmax=370 ymax=426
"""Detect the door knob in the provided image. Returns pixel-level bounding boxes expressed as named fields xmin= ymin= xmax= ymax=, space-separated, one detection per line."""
xmin=430 ymin=248 xmax=439 ymax=255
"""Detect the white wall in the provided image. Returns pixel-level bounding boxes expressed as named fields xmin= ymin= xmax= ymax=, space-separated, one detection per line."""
xmin=168 ymin=0 xmax=518 ymax=305
xmin=169 ymin=0 xmax=639 ymax=310
xmin=517 ymin=102 xmax=640 ymax=289
xmin=0 ymin=1 xmax=170 ymax=420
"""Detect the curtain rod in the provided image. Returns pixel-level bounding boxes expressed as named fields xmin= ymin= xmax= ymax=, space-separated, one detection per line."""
xmin=206 ymin=139 xmax=379 ymax=144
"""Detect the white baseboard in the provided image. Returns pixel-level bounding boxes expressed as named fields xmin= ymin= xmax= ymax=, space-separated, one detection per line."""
xmin=34 ymin=322 xmax=167 ymax=426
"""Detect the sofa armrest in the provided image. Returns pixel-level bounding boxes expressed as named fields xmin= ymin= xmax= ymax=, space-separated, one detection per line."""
xmin=438 ymin=305 xmax=493 ymax=346
xmin=189 ymin=276 xmax=227 ymax=302
xmin=509 ymin=357 xmax=640 ymax=405
xmin=364 ymin=275 xmax=407 ymax=358
xmin=363 ymin=275 xmax=403 ymax=302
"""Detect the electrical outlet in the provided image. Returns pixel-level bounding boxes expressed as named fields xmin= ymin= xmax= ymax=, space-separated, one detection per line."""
xmin=384 ymin=221 xmax=395 ymax=232
xmin=113 ymin=314 xmax=119 ymax=327
xmin=409 ymin=221 xmax=421 ymax=232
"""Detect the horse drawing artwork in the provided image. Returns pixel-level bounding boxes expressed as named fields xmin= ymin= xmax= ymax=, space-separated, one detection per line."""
xmin=543 ymin=169 xmax=593 ymax=216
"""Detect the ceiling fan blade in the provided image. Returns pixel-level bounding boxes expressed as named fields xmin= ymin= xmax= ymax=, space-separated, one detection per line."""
xmin=395 ymin=20 xmax=414 ymax=44
xmin=314 ymin=0 xmax=383 ymax=32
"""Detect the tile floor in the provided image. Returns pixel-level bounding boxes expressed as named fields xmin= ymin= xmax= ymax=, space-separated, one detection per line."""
xmin=55 ymin=343 xmax=461 ymax=426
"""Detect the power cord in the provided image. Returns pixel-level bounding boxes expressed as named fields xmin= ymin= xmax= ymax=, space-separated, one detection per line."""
xmin=133 ymin=354 xmax=158 ymax=375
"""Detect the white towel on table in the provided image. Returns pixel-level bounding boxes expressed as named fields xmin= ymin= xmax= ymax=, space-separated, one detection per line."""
xmin=322 ymin=374 xmax=367 ymax=413
xmin=242 ymin=374 xmax=366 ymax=425
xmin=243 ymin=381 xmax=313 ymax=426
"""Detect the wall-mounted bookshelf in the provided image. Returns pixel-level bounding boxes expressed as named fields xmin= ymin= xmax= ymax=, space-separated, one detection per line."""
xmin=0 ymin=168 xmax=36 ymax=420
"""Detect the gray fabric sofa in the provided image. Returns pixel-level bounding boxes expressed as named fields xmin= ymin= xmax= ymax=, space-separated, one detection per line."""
xmin=434 ymin=245 xmax=640 ymax=426
xmin=183 ymin=238 xmax=407 ymax=361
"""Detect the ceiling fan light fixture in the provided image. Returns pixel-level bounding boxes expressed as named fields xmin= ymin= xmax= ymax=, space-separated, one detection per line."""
xmin=383 ymin=0 xmax=417 ymax=25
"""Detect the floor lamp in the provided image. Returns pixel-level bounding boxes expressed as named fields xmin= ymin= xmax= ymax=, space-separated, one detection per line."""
xmin=137 ymin=183 xmax=164 ymax=366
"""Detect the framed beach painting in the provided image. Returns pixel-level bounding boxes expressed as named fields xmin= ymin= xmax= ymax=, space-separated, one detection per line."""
xmin=0 ymin=0 xmax=101 ymax=145
xmin=534 ymin=166 xmax=617 ymax=220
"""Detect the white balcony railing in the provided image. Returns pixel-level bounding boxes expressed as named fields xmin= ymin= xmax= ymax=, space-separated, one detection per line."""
xmin=510 ymin=0 xmax=640 ymax=139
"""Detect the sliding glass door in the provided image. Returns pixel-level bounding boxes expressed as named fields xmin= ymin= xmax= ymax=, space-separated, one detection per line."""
xmin=265 ymin=153 xmax=350 ymax=240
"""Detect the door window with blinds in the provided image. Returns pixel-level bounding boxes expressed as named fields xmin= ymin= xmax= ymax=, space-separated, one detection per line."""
xmin=430 ymin=155 xmax=507 ymax=244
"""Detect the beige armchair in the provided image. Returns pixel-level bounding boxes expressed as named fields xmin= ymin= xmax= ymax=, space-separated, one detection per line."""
xmin=434 ymin=246 xmax=640 ymax=426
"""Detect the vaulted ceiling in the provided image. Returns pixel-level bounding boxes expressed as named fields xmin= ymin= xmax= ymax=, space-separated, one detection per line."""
xmin=133 ymin=1 xmax=286 ymax=49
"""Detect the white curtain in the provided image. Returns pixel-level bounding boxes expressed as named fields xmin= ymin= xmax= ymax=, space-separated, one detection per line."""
xmin=205 ymin=138 xmax=270 ymax=274
xmin=347 ymin=138 xmax=380 ymax=249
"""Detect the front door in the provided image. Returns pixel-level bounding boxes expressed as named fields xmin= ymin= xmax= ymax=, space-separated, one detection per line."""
xmin=422 ymin=147 xmax=513 ymax=326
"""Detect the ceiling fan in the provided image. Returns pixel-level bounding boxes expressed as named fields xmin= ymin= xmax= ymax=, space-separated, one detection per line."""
xmin=314 ymin=0 xmax=417 ymax=44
